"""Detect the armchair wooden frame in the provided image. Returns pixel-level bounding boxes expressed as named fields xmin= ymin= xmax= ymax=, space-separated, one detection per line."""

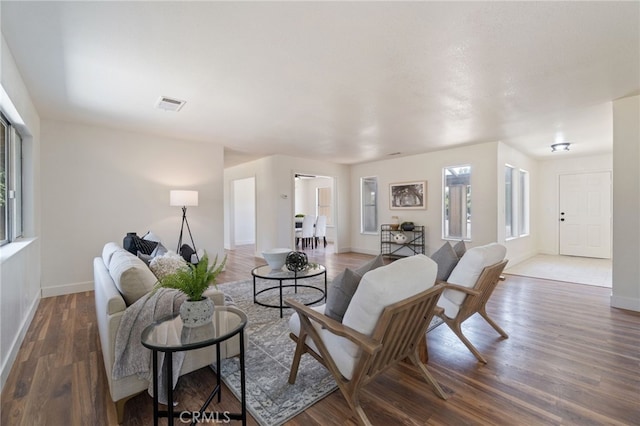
xmin=286 ymin=284 xmax=447 ymax=426
xmin=434 ymin=259 xmax=509 ymax=364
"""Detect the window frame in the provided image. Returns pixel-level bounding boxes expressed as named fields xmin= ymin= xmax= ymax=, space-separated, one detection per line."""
xmin=0 ymin=113 xmax=23 ymax=246
xmin=504 ymin=164 xmax=530 ymax=240
xmin=360 ymin=176 xmax=378 ymax=234
xmin=442 ymin=165 xmax=471 ymax=241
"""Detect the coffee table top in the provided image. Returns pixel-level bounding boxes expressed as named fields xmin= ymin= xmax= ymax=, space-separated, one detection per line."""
xmin=252 ymin=264 xmax=326 ymax=280
xmin=141 ymin=306 xmax=247 ymax=352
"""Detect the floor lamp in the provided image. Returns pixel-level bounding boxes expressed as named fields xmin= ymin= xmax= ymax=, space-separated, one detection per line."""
xmin=170 ymin=190 xmax=199 ymax=262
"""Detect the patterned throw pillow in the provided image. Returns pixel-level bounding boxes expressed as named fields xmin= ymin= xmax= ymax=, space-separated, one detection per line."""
xmin=149 ymin=252 xmax=188 ymax=280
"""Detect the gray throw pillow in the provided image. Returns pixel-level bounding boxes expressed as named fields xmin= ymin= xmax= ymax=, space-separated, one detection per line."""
xmin=355 ymin=254 xmax=385 ymax=276
xmin=431 ymin=242 xmax=459 ymax=281
xmin=324 ymin=268 xmax=363 ymax=322
xmin=453 ymin=240 xmax=466 ymax=258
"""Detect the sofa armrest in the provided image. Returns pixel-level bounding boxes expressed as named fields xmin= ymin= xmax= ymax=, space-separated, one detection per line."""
xmin=203 ymin=286 xmax=225 ymax=306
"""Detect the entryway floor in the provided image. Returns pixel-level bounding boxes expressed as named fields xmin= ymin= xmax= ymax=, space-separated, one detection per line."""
xmin=504 ymin=254 xmax=612 ymax=288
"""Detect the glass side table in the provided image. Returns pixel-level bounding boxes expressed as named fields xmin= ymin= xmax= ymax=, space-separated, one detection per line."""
xmin=141 ymin=306 xmax=247 ymax=425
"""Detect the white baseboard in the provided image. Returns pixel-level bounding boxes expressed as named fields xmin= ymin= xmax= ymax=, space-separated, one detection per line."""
xmin=610 ymin=295 xmax=640 ymax=312
xmin=41 ymin=280 xmax=94 ymax=298
xmin=0 ymin=293 xmax=40 ymax=392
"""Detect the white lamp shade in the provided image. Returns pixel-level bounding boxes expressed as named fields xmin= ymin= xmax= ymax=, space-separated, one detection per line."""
xmin=170 ymin=190 xmax=198 ymax=207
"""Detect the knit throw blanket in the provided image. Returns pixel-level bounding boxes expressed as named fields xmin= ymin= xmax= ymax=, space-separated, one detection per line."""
xmin=112 ymin=288 xmax=186 ymax=405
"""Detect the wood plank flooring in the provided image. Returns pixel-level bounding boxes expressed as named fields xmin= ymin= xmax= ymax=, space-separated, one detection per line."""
xmin=2 ymin=245 xmax=639 ymax=425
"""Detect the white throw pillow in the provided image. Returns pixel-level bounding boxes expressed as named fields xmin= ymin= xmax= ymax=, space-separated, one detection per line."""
xmin=440 ymin=243 xmax=506 ymax=316
xmin=342 ymin=254 xmax=437 ymax=337
xmin=108 ymin=249 xmax=158 ymax=305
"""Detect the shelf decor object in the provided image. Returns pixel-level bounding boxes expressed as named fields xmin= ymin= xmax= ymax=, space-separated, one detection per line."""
xmin=389 ymin=181 xmax=427 ymax=209
xmin=380 ymin=224 xmax=425 ymax=258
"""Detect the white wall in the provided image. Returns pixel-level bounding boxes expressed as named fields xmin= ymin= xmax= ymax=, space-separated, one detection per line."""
xmin=349 ymin=142 xmax=499 ymax=256
xmin=40 ymin=120 xmax=225 ymax=296
xmin=0 ymin=36 xmax=42 ymax=391
xmin=224 ymin=155 xmax=350 ymax=257
xmin=537 ymin=153 xmax=613 ymax=255
xmin=612 ymin=95 xmax=639 ymax=312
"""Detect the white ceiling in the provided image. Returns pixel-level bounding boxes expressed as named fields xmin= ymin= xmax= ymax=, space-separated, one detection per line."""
xmin=2 ymin=1 xmax=638 ymax=166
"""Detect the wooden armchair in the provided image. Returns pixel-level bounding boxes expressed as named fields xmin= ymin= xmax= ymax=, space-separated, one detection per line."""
xmin=434 ymin=259 xmax=509 ymax=363
xmin=286 ymin=255 xmax=448 ymax=426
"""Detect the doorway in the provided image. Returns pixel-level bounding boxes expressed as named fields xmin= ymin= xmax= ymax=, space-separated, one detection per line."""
xmin=559 ymin=171 xmax=611 ymax=258
xmin=294 ymin=173 xmax=336 ymax=253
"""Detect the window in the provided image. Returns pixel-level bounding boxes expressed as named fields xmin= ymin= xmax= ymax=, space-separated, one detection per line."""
xmin=519 ymin=169 xmax=530 ymax=236
xmin=361 ymin=177 xmax=378 ymax=234
xmin=504 ymin=165 xmax=529 ymax=239
xmin=505 ymin=165 xmax=515 ymax=238
xmin=1 ymin=113 xmax=23 ymax=246
xmin=443 ymin=165 xmax=471 ymax=240
xmin=316 ymin=187 xmax=333 ymax=226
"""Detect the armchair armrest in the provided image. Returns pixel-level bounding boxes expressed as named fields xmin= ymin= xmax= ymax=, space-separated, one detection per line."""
xmin=285 ymin=299 xmax=381 ymax=355
xmin=440 ymin=282 xmax=481 ymax=297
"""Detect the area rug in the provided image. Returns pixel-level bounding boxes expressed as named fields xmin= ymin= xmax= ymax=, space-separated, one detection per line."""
xmin=215 ymin=276 xmax=443 ymax=426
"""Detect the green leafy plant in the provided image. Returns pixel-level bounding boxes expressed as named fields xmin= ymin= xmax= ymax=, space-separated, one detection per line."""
xmin=155 ymin=252 xmax=227 ymax=301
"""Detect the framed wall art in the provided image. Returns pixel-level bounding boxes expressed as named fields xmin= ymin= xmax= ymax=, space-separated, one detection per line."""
xmin=389 ymin=181 xmax=427 ymax=209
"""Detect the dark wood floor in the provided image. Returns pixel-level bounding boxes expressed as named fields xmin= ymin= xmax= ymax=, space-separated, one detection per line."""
xmin=2 ymin=245 xmax=639 ymax=425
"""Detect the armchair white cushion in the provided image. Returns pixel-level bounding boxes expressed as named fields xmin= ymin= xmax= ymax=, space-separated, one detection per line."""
xmin=437 ymin=243 xmax=506 ymax=318
xmin=289 ymin=254 xmax=437 ymax=379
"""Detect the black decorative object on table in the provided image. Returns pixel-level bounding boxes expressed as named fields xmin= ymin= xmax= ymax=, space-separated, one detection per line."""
xmin=286 ymin=251 xmax=308 ymax=272
xmin=401 ymin=221 xmax=415 ymax=231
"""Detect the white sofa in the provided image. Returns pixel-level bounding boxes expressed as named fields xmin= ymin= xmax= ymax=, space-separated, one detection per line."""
xmin=94 ymin=242 xmax=242 ymax=423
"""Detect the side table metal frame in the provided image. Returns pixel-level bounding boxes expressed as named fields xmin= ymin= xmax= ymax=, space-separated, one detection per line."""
xmin=142 ymin=308 xmax=247 ymax=426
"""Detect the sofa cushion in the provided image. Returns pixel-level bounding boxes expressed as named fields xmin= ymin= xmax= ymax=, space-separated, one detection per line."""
xmin=343 ymin=254 xmax=437 ymax=337
xmin=108 ymin=249 xmax=158 ymax=305
xmin=102 ymin=242 xmax=121 ymax=268
xmin=430 ymin=242 xmax=459 ymax=281
xmin=439 ymin=243 xmax=506 ymax=317
xmin=324 ymin=268 xmax=363 ymax=323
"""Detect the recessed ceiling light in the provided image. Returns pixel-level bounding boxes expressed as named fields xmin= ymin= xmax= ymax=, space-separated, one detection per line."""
xmin=155 ymin=96 xmax=186 ymax=112
xmin=551 ymin=142 xmax=571 ymax=152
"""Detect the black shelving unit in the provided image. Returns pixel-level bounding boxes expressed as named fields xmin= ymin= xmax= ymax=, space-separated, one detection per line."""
xmin=380 ymin=224 xmax=425 ymax=258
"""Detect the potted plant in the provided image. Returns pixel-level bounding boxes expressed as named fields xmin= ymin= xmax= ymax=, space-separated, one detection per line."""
xmin=155 ymin=252 xmax=227 ymax=328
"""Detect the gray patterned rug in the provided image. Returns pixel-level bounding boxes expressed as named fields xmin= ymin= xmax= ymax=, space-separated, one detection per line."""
xmin=216 ymin=276 xmax=336 ymax=426
xmin=215 ymin=275 xmax=443 ymax=426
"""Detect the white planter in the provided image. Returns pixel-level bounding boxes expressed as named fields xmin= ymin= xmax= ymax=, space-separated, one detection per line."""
xmin=179 ymin=298 xmax=215 ymax=328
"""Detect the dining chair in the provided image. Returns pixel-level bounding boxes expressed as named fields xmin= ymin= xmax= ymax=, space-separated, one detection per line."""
xmin=314 ymin=215 xmax=327 ymax=248
xmin=295 ymin=215 xmax=315 ymax=249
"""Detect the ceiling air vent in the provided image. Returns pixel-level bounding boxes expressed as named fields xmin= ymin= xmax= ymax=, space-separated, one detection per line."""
xmin=155 ymin=96 xmax=186 ymax=112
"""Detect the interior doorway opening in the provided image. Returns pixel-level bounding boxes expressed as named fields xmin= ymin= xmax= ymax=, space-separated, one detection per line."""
xmin=293 ymin=173 xmax=336 ymax=254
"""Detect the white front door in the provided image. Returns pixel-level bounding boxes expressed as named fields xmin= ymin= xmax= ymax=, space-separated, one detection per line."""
xmin=559 ymin=172 xmax=611 ymax=258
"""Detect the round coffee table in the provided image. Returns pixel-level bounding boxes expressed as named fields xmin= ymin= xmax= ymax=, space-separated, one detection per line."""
xmin=251 ymin=264 xmax=327 ymax=318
